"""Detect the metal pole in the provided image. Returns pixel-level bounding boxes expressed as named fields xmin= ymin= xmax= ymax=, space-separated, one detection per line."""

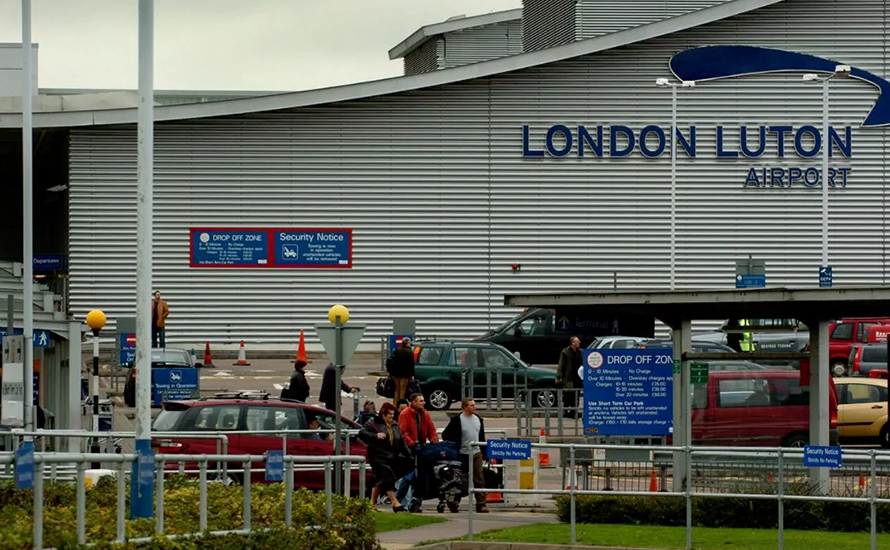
xmin=670 ymin=83 xmax=677 ymax=290
xmin=570 ymin=444 xmax=576 ymax=545
xmin=133 ymin=0 xmax=155 ymax=519
xmin=325 ymin=460 xmax=333 ymax=518
xmin=870 ymin=451 xmax=877 ymax=550
xmin=76 ymin=462 xmax=86 ymax=544
xmin=156 ymin=459 xmax=165 ymax=535
xmin=468 ymin=444 xmax=475 ymax=541
xmin=285 ymin=460 xmax=294 ymax=527
xmin=91 ymin=334 xmax=100 ymax=468
xmin=821 ymin=77 xmax=829 ymax=269
xmin=22 ymin=0 xmax=35 ymax=441
xmin=33 ymin=460 xmax=43 ymax=550
xmin=778 ymin=449 xmax=785 ymax=550
xmin=199 ymin=460 xmax=208 ymax=532
xmin=243 ymin=459 xmax=251 ymax=531
xmin=334 ymin=316 xmax=343 ymax=495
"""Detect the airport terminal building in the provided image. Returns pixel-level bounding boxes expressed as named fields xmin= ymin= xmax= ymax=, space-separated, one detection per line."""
xmin=0 ymin=0 xmax=888 ymax=350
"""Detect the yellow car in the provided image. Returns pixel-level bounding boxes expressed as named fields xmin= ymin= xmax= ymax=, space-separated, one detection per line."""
xmin=836 ymin=377 xmax=889 ymax=447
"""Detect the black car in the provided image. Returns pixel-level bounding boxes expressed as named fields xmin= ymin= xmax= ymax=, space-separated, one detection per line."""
xmin=123 ymin=348 xmax=198 ymax=407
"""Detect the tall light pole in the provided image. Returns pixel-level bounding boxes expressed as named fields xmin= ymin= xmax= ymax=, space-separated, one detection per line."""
xmin=21 ymin=0 xmax=34 ymax=443
xmin=132 ymin=0 xmax=155 ymax=520
xmin=655 ymin=78 xmax=695 ymax=291
xmin=802 ymin=65 xmax=851 ymax=276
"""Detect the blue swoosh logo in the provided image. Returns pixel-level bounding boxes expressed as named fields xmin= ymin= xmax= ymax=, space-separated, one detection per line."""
xmin=669 ymin=45 xmax=890 ymax=127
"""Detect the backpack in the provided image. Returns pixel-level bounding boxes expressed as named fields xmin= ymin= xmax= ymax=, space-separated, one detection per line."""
xmin=385 ymin=353 xmax=395 ymax=375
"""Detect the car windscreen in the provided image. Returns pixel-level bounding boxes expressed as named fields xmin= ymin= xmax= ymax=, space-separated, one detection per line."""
xmin=151 ymin=349 xmax=191 ymax=367
xmin=152 ymin=409 xmax=186 ymax=431
xmin=862 ymin=346 xmax=888 ymax=363
xmin=416 ymin=346 xmax=445 ymax=365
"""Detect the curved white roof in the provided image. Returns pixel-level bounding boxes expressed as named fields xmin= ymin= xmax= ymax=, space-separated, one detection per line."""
xmin=0 ymin=0 xmax=782 ymax=130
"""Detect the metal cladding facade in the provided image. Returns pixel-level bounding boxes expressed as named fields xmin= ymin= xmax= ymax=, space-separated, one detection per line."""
xmin=69 ymin=0 xmax=890 ymax=348
xmin=403 ymin=18 xmax=524 ymax=75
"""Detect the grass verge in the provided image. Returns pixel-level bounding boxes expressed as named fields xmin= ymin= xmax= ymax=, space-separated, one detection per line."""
xmin=423 ymin=523 xmax=890 ymax=549
xmin=375 ymin=512 xmax=447 ymax=533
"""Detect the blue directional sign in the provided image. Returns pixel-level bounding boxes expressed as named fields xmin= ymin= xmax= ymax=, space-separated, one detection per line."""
xmin=151 ymin=368 xmax=200 ymax=406
xmin=119 ymin=333 xmax=136 ymax=366
xmin=582 ymin=348 xmax=673 ymax=437
xmin=272 ymin=230 xmax=352 ymax=268
xmin=33 ymin=254 xmax=62 ymax=271
xmin=819 ymin=266 xmax=833 ymax=288
xmin=0 ymin=328 xmax=51 ymax=348
xmin=388 ymin=334 xmax=413 ymax=355
xmin=486 ymin=439 xmax=532 ymax=460
xmin=736 ymin=274 xmax=766 ymax=289
xmin=265 ymin=450 xmax=285 ymax=482
xmin=190 ymin=229 xmax=270 ymax=267
xmin=804 ymin=445 xmax=842 ymax=468
xmin=15 ymin=442 xmax=35 ymax=490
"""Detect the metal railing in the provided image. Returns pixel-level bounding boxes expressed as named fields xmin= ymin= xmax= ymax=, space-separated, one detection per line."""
xmin=0 ymin=451 xmax=366 ymax=550
xmin=514 ymin=388 xmax=584 ymax=436
xmin=466 ymin=442 xmax=890 ymax=550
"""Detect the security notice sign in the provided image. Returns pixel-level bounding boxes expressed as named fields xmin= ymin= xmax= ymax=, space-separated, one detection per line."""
xmin=190 ymin=228 xmax=352 ymax=268
xmin=582 ymin=348 xmax=673 ymax=437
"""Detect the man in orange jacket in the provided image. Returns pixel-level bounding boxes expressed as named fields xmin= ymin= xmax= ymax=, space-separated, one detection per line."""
xmin=398 ymin=393 xmax=439 ymax=448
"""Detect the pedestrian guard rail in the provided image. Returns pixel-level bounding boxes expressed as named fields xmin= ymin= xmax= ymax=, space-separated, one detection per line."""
xmin=467 ymin=441 xmax=890 ymax=550
xmin=0 ymin=451 xmax=367 ymax=550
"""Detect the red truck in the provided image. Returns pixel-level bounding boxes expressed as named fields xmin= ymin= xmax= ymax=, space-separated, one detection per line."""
xmin=829 ymin=318 xmax=890 ymax=376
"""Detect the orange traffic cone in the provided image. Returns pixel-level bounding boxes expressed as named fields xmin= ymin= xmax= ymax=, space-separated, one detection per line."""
xmin=203 ymin=341 xmax=214 ymax=368
xmin=296 ymin=330 xmax=307 ymax=363
xmin=487 ymin=459 xmax=504 ymax=503
xmin=538 ymin=429 xmax=551 ymax=468
xmin=649 ymin=469 xmax=659 ymax=492
xmin=233 ymin=340 xmax=251 ymax=366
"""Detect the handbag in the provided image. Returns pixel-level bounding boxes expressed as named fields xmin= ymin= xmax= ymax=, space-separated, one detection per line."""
xmin=376 ymin=376 xmax=395 ymax=398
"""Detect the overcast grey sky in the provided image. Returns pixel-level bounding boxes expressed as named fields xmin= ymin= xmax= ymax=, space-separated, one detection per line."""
xmin=0 ymin=0 xmax=520 ymax=91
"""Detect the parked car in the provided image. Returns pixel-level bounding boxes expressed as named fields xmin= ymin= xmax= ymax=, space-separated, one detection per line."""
xmin=694 ymin=319 xmax=809 ymax=354
xmin=830 ymin=319 xmax=890 ymax=376
xmin=474 ymin=307 xmax=654 ymax=365
xmin=847 ymin=343 xmax=889 ymax=378
xmin=124 ymin=348 xmax=199 ymax=407
xmin=692 ymin=370 xmax=838 ymax=447
xmin=835 ymin=377 xmax=889 ymax=447
xmin=407 ymin=340 xmax=558 ymax=411
xmin=151 ymin=394 xmax=368 ymax=491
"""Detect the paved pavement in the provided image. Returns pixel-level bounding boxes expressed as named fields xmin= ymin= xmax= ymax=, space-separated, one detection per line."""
xmin=378 ymin=509 xmax=560 ymax=550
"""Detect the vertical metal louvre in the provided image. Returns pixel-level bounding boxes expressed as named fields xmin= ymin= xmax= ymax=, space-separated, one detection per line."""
xmin=70 ymin=0 xmax=890 ymax=348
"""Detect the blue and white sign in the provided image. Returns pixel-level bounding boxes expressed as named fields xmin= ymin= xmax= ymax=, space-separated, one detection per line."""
xmin=15 ymin=443 xmax=35 ymax=490
xmin=736 ymin=274 xmax=766 ymax=289
xmin=388 ymin=334 xmax=413 ymax=355
xmin=136 ymin=448 xmax=155 ymax=491
xmin=33 ymin=254 xmax=62 ymax=271
xmin=152 ymin=368 xmax=200 ymax=406
xmin=190 ymin=229 xmax=269 ymax=267
xmin=272 ymin=230 xmax=351 ymax=268
xmin=582 ymin=349 xmax=673 ymax=437
xmin=820 ymin=266 xmax=833 ymax=288
xmin=486 ymin=439 xmax=532 ymax=460
xmin=265 ymin=450 xmax=284 ymax=482
xmin=804 ymin=446 xmax=842 ymax=468
xmin=119 ymin=333 xmax=136 ymax=366
xmin=0 ymin=328 xmax=51 ymax=348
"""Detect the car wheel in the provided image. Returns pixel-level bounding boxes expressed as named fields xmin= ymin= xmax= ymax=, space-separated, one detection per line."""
xmin=426 ymin=386 xmax=452 ymax=411
xmin=782 ymin=433 xmax=808 ymax=448
xmin=831 ymin=361 xmax=847 ymax=377
xmin=880 ymin=425 xmax=890 ymax=449
xmin=535 ymin=388 xmax=557 ymax=409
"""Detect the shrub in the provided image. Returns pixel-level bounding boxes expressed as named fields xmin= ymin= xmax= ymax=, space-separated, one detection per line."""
xmin=0 ymin=477 xmax=380 ymax=550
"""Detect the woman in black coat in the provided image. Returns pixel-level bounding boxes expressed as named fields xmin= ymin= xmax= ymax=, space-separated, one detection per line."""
xmin=358 ymin=402 xmax=411 ymax=512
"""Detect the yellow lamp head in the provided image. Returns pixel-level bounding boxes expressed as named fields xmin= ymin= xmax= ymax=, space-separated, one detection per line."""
xmin=328 ymin=304 xmax=350 ymax=325
xmin=86 ymin=309 xmax=106 ymax=335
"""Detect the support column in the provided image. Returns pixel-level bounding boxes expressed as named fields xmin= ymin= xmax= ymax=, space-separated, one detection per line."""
xmin=809 ymin=319 xmax=830 ymax=493
xmin=68 ymin=322 xmax=83 ymax=452
xmin=671 ymin=318 xmax=692 ymax=491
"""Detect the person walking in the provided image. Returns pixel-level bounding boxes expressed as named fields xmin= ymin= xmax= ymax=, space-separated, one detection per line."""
xmin=387 ymin=337 xmax=415 ymax=405
xmin=287 ymin=359 xmax=310 ymax=402
xmin=443 ymin=397 xmax=489 ymax=513
xmin=398 ymin=393 xmax=439 ymax=512
xmin=557 ymin=336 xmax=583 ymax=418
xmin=319 ymin=362 xmax=357 ymax=412
xmin=359 ymin=402 xmax=411 ymax=512
xmin=151 ymin=290 xmax=169 ymax=348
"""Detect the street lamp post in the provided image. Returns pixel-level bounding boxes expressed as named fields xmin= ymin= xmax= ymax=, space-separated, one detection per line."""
xmin=655 ymin=78 xmax=696 ymax=291
xmin=802 ymin=65 xmax=851 ymax=277
xmin=86 ymin=310 xmax=106 ymax=469
xmin=328 ymin=304 xmax=349 ymax=495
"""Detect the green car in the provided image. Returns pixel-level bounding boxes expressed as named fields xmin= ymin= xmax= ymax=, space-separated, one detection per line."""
xmin=411 ymin=340 xmax=558 ymax=411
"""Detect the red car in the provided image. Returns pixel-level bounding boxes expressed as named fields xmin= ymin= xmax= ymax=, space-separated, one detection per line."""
xmin=829 ymin=318 xmax=890 ymax=376
xmin=151 ymin=395 xmax=369 ymax=492
xmin=692 ymin=371 xmax=838 ymax=447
